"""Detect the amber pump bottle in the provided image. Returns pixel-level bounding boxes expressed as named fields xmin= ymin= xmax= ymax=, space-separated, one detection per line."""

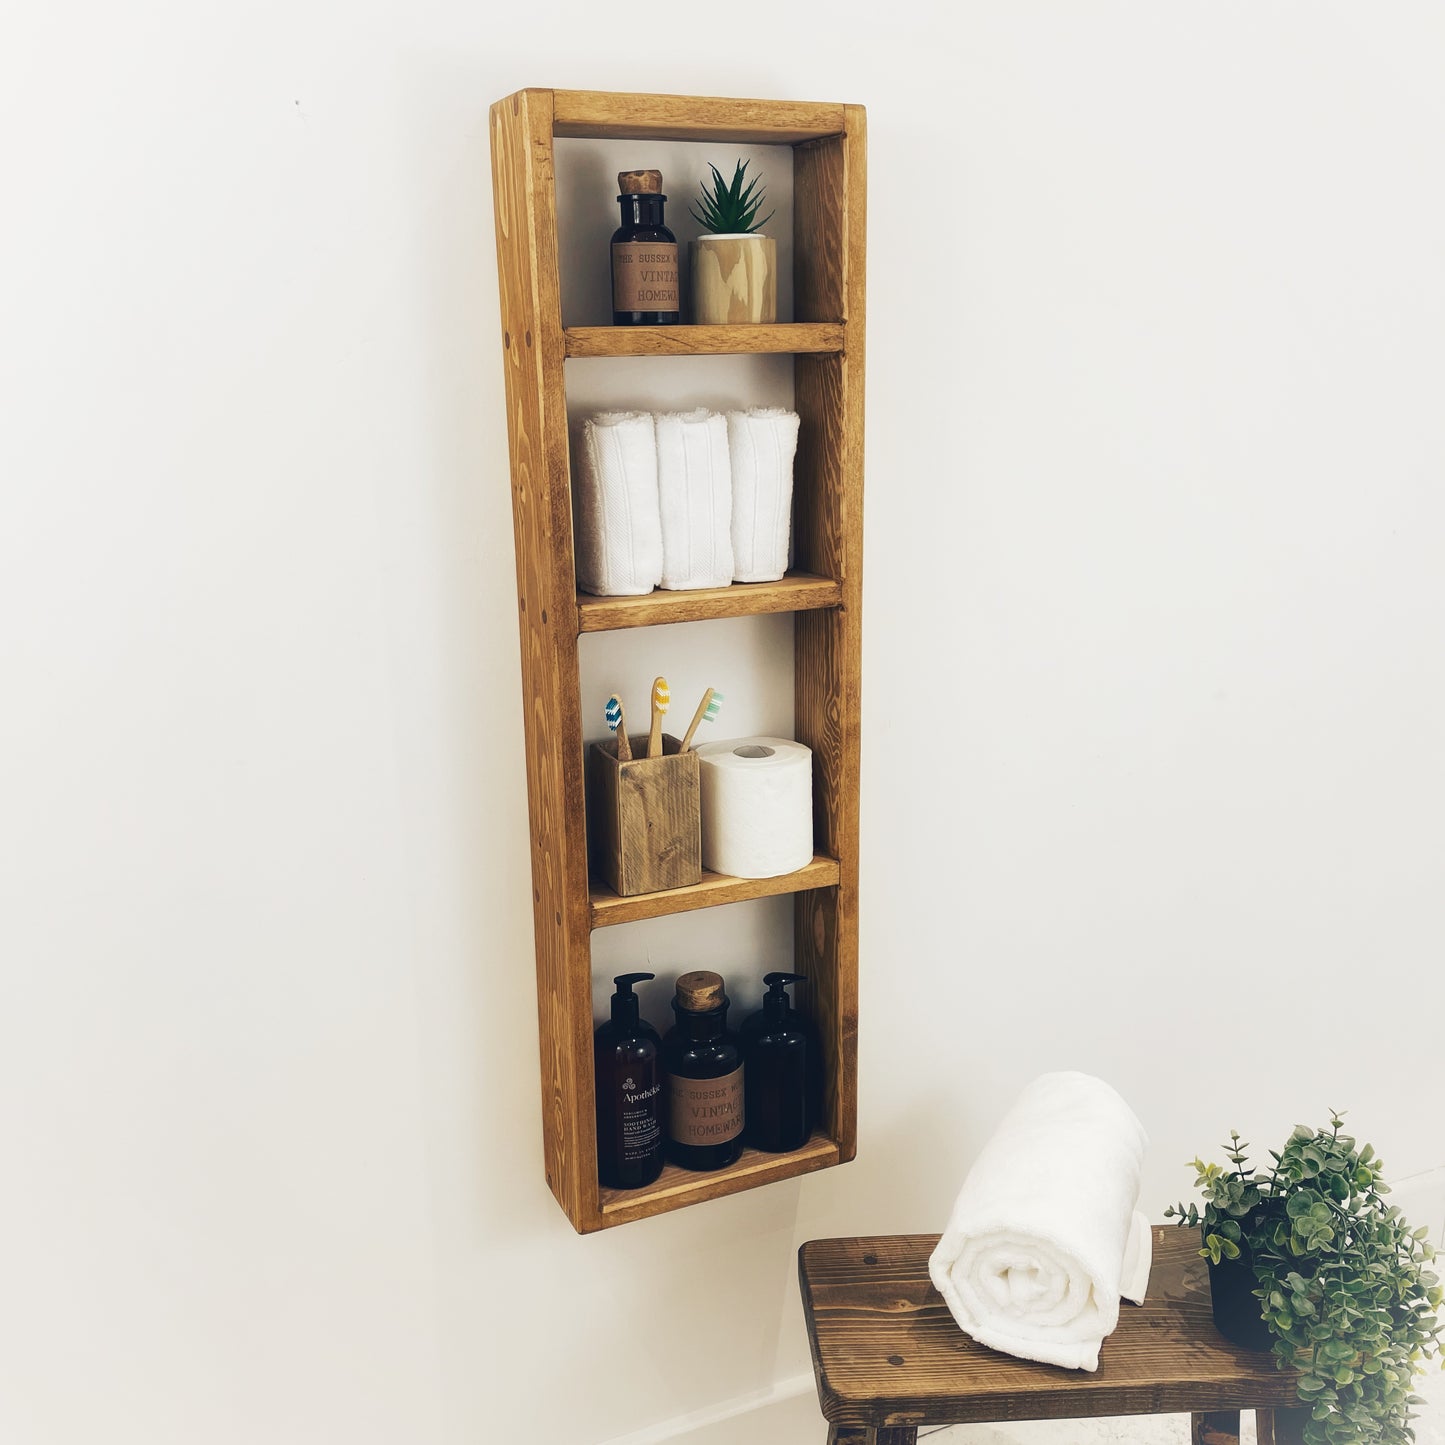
xmin=594 ymin=973 xmax=664 ymax=1190
xmin=662 ymin=971 xmax=744 ymax=1171
xmin=611 ymin=169 xmax=680 ymax=326
xmin=739 ymin=972 xmax=818 ymax=1153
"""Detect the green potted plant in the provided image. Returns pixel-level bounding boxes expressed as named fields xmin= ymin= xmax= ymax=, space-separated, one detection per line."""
xmin=689 ymin=159 xmax=777 ymax=324
xmin=1166 ymin=1115 xmax=1442 ymax=1444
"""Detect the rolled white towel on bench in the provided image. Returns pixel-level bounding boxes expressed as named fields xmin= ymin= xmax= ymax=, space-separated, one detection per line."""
xmin=656 ymin=408 xmax=734 ymax=591
xmin=927 ymin=1071 xmax=1152 ymax=1372
xmin=574 ymin=411 xmax=662 ymax=597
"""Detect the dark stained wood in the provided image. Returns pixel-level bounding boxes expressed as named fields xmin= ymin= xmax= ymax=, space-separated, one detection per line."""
xmin=576 ymin=573 xmax=841 ymax=633
xmin=490 ymin=88 xmax=597 ymax=1230
xmin=1192 ymin=1410 xmax=1241 ymax=1444
xmin=1257 ymin=1408 xmax=1311 ymax=1445
xmin=798 ymin=1228 xmax=1300 ymax=1430
xmin=565 ymin=322 xmax=845 ymax=357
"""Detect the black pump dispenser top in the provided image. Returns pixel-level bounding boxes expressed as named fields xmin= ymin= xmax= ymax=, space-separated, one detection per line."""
xmin=761 ymin=972 xmax=806 ymax=1026
xmin=610 ymin=972 xmax=654 ymax=1029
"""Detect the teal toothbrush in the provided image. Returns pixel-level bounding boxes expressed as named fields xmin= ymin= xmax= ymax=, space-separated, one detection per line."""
xmin=678 ymin=688 xmax=723 ymax=753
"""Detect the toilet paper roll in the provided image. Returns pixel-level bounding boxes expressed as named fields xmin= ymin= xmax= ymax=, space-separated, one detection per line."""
xmin=696 ymin=737 xmax=814 ymax=879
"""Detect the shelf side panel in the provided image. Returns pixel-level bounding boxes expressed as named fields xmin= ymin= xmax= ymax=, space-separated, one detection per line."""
xmin=491 ymin=88 xmax=597 ymax=1229
xmin=793 ymin=114 xmax=865 ymax=1164
xmin=794 ymin=131 xmax=847 ymax=325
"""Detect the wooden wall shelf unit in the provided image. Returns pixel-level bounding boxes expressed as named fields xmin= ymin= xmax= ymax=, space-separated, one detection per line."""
xmin=490 ymin=88 xmax=865 ymax=1234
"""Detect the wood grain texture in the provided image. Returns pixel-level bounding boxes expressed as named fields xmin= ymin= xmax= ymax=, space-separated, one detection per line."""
xmin=497 ymin=89 xmax=864 ymax=1232
xmin=564 ymin=322 xmax=846 ymax=357
xmin=492 ymin=90 xmax=598 ymax=1230
xmin=798 ymin=1230 xmax=1300 ymax=1430
xmin=691 ymin=235 xmax=778 ymax=324
xmin=553 ymin=89 xmax=846 ymax=144
xmin=792 ymin=109 xmax=865 ymax=1167
xmin=590 ymin=857 xmax=840 ymax=928
xmin=585 ymin=735 xmax=700 ymax=896
xmin=597 ymin=1130 xmax=838 ymax=1226
xmin=1192 ymin=1410 xmax=1241 ymax=1445
xmin=794 ymin=129 xmax=848 ymax=324
xmin=577 ymin=573 xmax=841 ymax=632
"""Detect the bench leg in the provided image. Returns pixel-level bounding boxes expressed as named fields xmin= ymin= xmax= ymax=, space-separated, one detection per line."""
xmin=1192 ymin=1412 xmax=1240 ymax=1444
xmin=826 ymin=1429 xmax=918 ymax=1445
xmin=1257 ymin=1407 xmax=1310 ymax=1445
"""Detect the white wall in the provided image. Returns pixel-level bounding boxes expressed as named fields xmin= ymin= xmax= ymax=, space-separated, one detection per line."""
xmin=4 ymin=4 xmax=1444 ymax=1443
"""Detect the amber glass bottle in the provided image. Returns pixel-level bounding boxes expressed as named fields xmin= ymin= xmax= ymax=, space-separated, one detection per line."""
xmin=594 ymin=973 xmax=664 ymax=1190
xmin=662 ymin=971 xmax=743 ymax=1170
xmin=611 ymin=169 xmax=680 ymax=326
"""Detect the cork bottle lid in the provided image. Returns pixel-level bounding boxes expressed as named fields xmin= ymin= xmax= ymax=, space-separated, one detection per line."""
xmin=618 ymin=169 xmax=664 ymax=195
xmin=675 ymin=970 xmax=725 ymax=1011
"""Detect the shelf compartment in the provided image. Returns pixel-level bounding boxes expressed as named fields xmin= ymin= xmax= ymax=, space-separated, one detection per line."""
xmin=565 ymin=323 xmax=844 ymax=359
xmin=590 ymin=855 xmax=839 ymax=929
xmin=576 ymin=573 xmax=841 ymax=633
xmin=553 ymin=90 xmax=845 ymax=145
xmin=597 ymin=1131 xmax=840 ymax=1226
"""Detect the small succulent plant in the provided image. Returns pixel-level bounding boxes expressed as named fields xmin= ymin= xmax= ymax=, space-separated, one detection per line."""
xmin=689 ymin=159 xmax=774 ymax=235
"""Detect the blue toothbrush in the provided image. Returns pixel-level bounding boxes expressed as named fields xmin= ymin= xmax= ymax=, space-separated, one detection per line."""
xmin=606 ymin=693 xmax=631 ymax=761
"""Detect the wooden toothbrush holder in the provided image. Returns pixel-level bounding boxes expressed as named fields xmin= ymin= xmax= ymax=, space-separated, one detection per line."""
xmin=587 ymin=735 xmax=702 ymax=897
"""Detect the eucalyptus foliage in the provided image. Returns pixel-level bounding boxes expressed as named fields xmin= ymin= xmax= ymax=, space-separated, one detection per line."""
xmin=1166 ymin=1116 xmax=1442 ymax=1445
xmin=689 ymin=160 xmax=774 ymax=235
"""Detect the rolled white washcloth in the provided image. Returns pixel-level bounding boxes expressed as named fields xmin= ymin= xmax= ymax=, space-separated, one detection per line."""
xmin=573 ymin=412 xmax=662 ymax=597
xmin=727 ymin=407 xmax=800 ymax=583
xmin=656 ymin=408 xmax=734 ymax=591
xmin=927 ymin=1071 xmax=1152 ymax=1372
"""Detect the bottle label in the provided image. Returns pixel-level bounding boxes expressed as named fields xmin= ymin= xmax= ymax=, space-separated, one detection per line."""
xmin=612 ymin=241 xmax=679 ymax=313
xmin=669 ymin=1065 xmax=744 ymax=1147
xmin=619 ymin=1076 xmax=662 ymax=1163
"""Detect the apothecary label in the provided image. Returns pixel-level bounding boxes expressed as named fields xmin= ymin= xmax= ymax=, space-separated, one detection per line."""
xmin=612 ymin=241 xmax=680 ymax=312
xmin=669 ymin=1066 xmax=744 ymax=1146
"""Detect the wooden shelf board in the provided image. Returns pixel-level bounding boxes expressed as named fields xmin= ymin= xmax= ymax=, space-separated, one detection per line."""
xmin=590 ymin=855 xmax=840 ymax=928
xmin=576 ymin=573 xmax=842 ymax=633
xmin=552 ymin=90 xmax=846 ymax=145
xmin=564 ymin=322 xmax=844 ymax=359
xmin=597 ymin=1132 xmax=840 ymax=1226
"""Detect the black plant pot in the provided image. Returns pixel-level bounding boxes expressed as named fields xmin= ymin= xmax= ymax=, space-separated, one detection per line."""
xmin=1207 ymin=1240 xmax=1275 ymax=1352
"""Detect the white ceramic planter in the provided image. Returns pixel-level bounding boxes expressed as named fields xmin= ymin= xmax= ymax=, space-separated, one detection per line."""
xmin=690 ymin=233 xmax=778 ymax=324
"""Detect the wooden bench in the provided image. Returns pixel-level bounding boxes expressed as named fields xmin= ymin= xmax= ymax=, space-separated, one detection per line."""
xmin=799 ymin=1227 xmax=1309 ymax=1444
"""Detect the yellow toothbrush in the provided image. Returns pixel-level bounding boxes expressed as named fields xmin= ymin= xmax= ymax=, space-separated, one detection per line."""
xmin=678 ymin=688 xmax=723 ymax=753
xmin=647 ymin=676 xmax=670 ymax=758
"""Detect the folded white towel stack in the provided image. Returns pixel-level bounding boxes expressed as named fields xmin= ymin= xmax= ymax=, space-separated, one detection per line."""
xmin=655 ymin=409 xmax=734 ymax=591
xmin=573 ymin=412 xmax=663 ymax=597
xmin=727 ymin=407 xmax=800 ymax=583
xmin=927 ymin=1071 xmax=1152 ymax=1372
